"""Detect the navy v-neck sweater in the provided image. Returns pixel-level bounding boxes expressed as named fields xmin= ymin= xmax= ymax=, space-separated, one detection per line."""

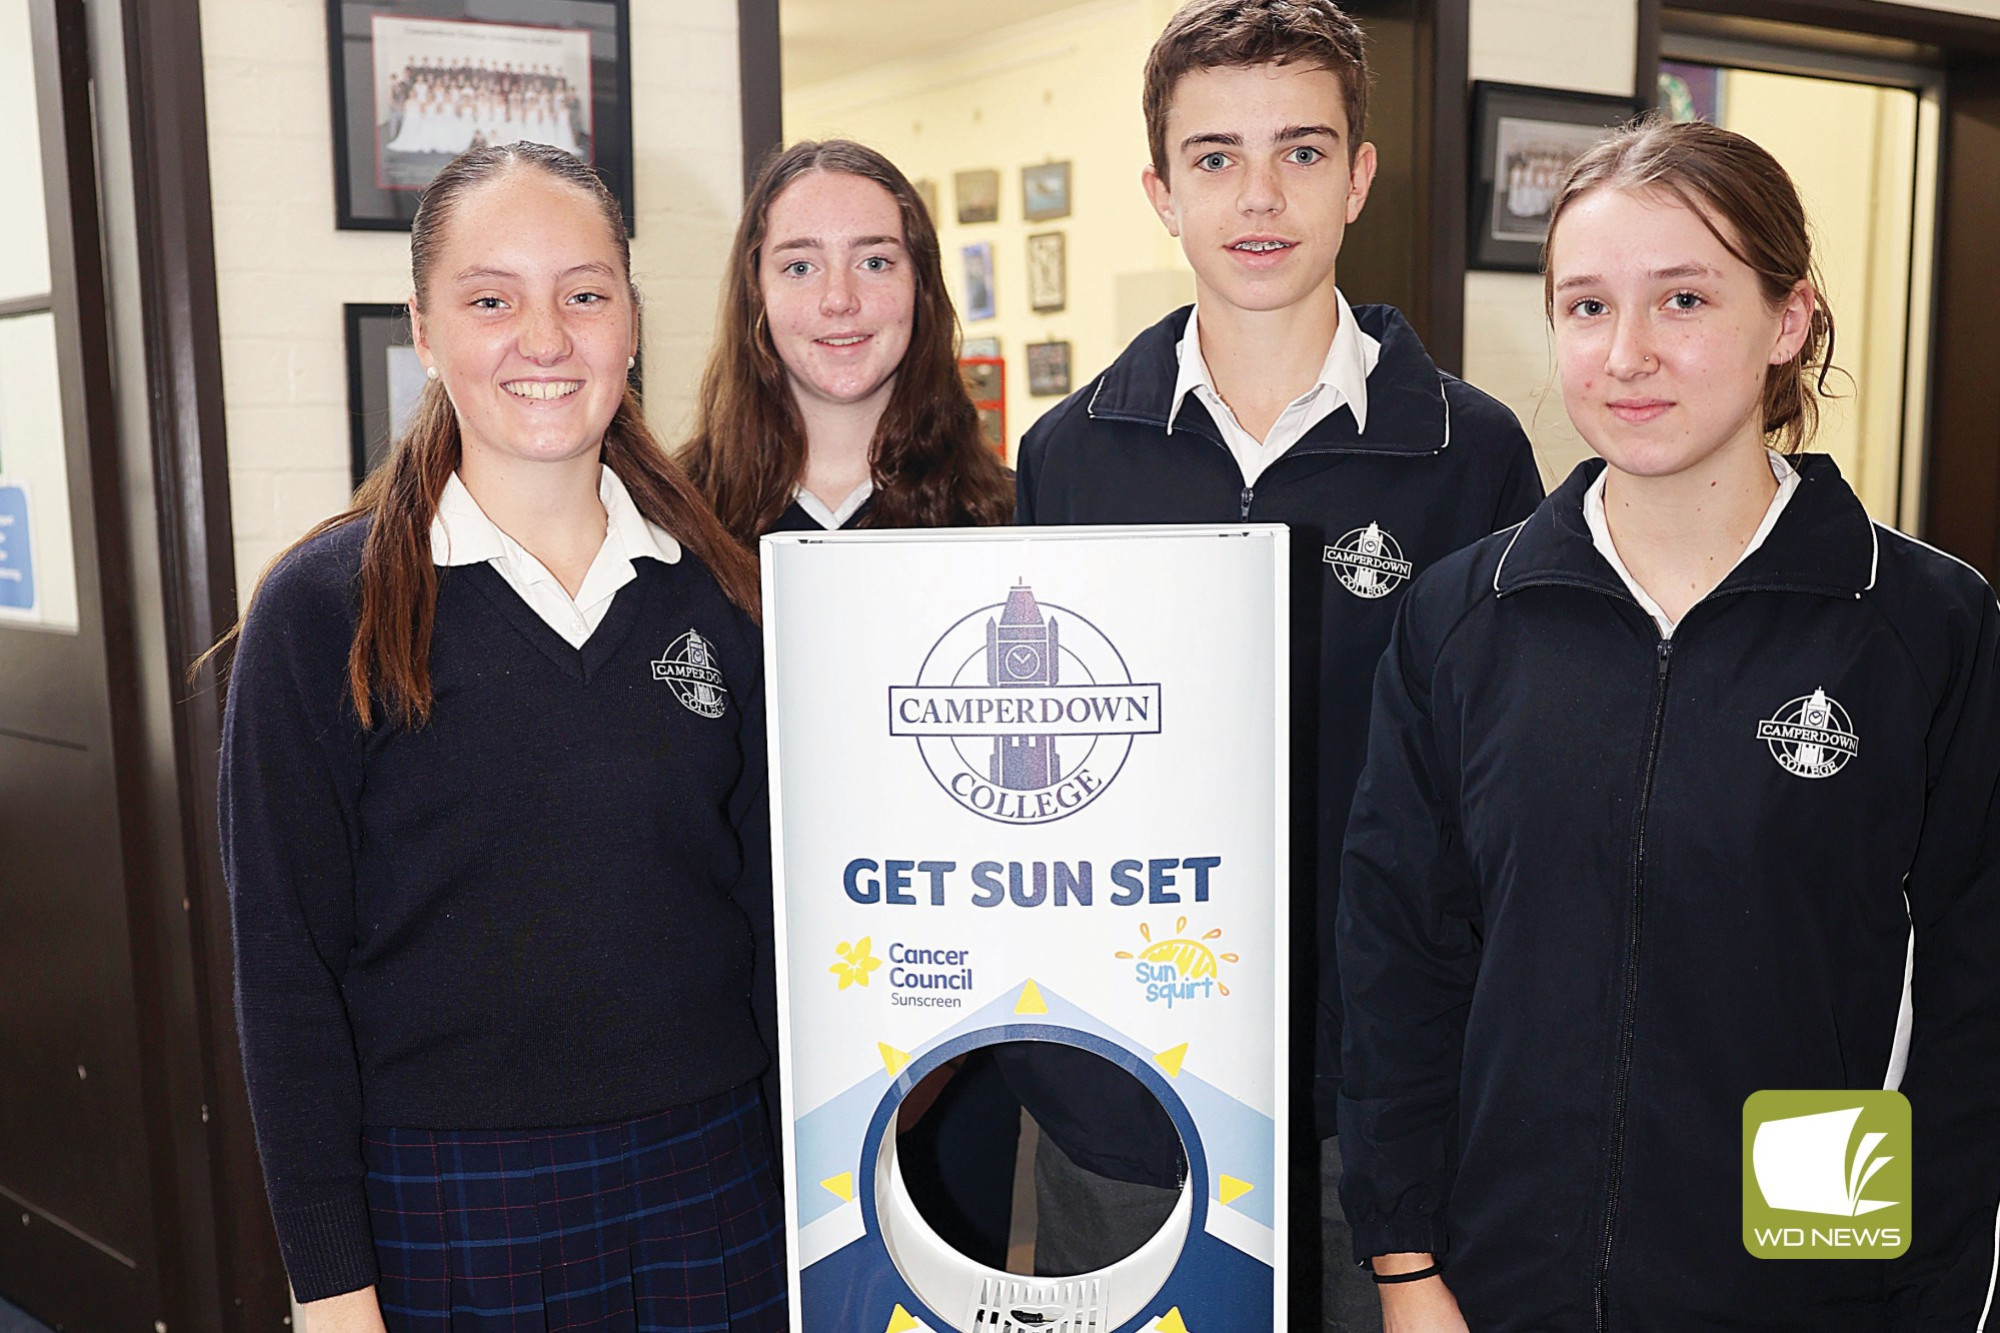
xmin=220 ymin=519 xmax=774 ymax=1302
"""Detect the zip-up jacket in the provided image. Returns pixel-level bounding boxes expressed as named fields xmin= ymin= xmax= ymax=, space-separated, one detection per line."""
xmin=1336 ymin=455 xmax=2000 ymax=1329
xmin=1010 ymin=302 xmax=1542 ymax=1178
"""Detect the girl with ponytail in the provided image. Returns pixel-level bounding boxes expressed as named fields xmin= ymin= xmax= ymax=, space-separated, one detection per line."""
xmin=218 ymin=143 xmax=785 ymax=1332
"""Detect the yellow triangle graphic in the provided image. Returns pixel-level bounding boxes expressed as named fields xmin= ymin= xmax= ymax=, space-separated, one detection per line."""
xmin=1154 ymin=1042 xmax=1188 ymax=1078
xmin=1015 ymin=979 xmax=1048 ymax=1014
xmin=886 ymin=1304 xmax=921 ymax=1333
xmin=820 ymin=1172 xmax=854 ymax=1202
xmin=1217 ymin=1175 xmax=1254 ymax=1205
xmin=1155 ymin=1309 xmax=1189 ymax=1333
xmin=879 ymin=1042 xmax=911 ymax=1076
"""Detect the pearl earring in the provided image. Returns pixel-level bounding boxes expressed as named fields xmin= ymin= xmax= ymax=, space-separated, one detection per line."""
xmin=627 ymin=356 xmax=636 ymax=370
xmin=426 ymin=365 xmax=439 ymax=381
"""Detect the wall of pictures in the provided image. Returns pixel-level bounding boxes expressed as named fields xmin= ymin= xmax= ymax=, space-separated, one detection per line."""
xmin=198 ymin=0 xmax=746 ymax=589
xmin=784 ymin=0 xmax=1193 ymax=463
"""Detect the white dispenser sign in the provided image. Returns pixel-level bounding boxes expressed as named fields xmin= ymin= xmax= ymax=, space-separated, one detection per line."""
xmin=765 ymin=526 xmax=1288 ymax=1333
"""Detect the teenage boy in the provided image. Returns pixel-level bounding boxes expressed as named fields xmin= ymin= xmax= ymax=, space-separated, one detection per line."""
xmin=1008 ymin=1 xmax=1544 ymax=1326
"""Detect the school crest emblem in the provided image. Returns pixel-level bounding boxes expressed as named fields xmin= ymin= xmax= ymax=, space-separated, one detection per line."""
xmin=653 ymin=628 xmax=728 ymax=718
xmin=1324 ymin=523 xmax=1413 ymax=599
xmin=1756 ymin=688 xmax=1857 ymax=779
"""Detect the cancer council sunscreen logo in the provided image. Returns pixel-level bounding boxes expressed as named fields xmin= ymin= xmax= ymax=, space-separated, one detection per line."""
xmin=889 ymin=582 xmax=1161 ymax=824
xmin=1743 ymin=1090 xmax=1910 ymax=1258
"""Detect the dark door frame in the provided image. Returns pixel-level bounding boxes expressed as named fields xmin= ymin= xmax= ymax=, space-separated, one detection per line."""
xmin=1639 ymin=0 xmax=2000 ymax=580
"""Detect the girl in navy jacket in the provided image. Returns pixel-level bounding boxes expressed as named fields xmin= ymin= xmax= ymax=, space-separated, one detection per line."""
xmin=1336 ymin=118 xmax=2000 ymax=1330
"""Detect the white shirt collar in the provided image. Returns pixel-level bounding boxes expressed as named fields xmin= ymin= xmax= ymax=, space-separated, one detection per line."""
xmin=429 ymin=467 xmax=681 ymax=648
xmin=1168 ymin=287 xmax=1381 ymax=438
xmin=1583 ymin=450 xmax=1799 ymax=638
xmin=793 ymin=478 xmax=875 ymax=531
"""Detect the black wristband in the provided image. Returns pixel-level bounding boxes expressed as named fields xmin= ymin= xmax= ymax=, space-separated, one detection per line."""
xmin=1370 ymin=1262 xmax=1442 ymax=1285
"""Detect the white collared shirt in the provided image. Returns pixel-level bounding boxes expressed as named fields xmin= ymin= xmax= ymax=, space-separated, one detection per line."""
xmin=1168 ymin=287 xmax=1382 ymax=487
xmin=793 ymin=479 xmax=874 ymax=530
xmin=1584 ymin=450 xmax=1799 ymax=638
xmin=429 ymin=465 xmax=681 ymax=648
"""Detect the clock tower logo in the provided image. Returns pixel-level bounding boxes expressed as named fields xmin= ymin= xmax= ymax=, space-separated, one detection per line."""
xmin=890 ymin=582 xmax=1162 ymax=824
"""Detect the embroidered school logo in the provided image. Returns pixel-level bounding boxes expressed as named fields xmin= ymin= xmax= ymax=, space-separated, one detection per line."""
xmin=652 ymin=629 xmax=728 ymax=719
xmin=1742 ymin=1090 xmax=1910 ymax=1258
xmin=1756 ymin=688 xmax=1857 ymax=779
xmin=1323 ymin=523 xmax=1413 ymax=599
xmin=888 ymin=582 xmax=1162 ymax=825
xmin=1115 ymin=917 xmax=1239 ymax=1009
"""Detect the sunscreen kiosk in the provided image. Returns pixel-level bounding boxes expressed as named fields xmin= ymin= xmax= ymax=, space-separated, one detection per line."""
xmin=764 ymin=526 xmax=1288 ymax=1333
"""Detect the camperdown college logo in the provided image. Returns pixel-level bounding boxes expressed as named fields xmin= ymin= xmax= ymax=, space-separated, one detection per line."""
xmin=653 ymin=628 xmax=728 ymax=718
xmin=889 ymin=582 xmax=1161 ymax=824
xmin=1756 ymin=688 xmax=1857 ymax=779
xmin=1743 ymin=1090 xmax=1910 ymax=1258
xmin=1323 ymin=523 xmax=1413 ymax=599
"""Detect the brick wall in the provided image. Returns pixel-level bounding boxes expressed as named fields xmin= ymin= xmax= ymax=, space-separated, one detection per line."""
xmin=199 ymin=0 xmax=745 ymax=593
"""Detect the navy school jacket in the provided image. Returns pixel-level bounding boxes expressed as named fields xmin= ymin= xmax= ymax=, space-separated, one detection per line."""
xmin=1336 ymin=455 xmax=2000 ymax=1329
xmin=1010 ymin=302 xmax=1543 ymax=1175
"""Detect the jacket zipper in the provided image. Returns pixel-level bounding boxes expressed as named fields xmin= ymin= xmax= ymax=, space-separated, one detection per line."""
xmin=1239 ymin=486 xmax=1254 ymax=519
xmin=1594 ymin=636 xmax=1674 ymax=1331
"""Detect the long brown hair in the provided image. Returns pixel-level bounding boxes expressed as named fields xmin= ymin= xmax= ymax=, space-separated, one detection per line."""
xmin=211 ymin=142 xmax=759 ymax=729
xmin=680 ymin=139 xmax=1013 ymax=544
xmin=1543 ymin=116 xmax=1838 ymax=453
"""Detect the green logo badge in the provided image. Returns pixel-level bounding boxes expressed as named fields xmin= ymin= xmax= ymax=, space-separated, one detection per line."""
xmin=1743 ymin=1089 xmax=1910 ymax=1258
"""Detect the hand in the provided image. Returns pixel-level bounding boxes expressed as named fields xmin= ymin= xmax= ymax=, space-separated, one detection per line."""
xmin=1372 ymin=1253 xmax=1469 ymax=1333
xmin=296 ymin=1286 xmax=388 ymax=1333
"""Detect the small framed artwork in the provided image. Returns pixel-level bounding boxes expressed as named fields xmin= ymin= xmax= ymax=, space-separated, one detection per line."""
xmin=915 ymin=178 xmax=939 ymax=222
xmin=344 ymin=302 xmax=427 ymax=488
xmin=955 ymin=168 xmax=1000 ymax=224
xmin=961 ymin=358 xmax=1002 ymax=404
xmin=326 ymin=0 xmax=634 ymax=232
xmin=1469 ymin=81 xmax=1644 ymax=271
xmin=1027 ymin=231 xmax=1066 ymax=313
xmin=1026 ymin=340 xmax=1072 ymax=398
xmin=962 ymin=242 xmax=996 ymax=321
xmin=1657 ymin=61 xmax=1723 ymax=124
xmin=977 ymin=405 xmax=1005 ymax=455
xmin=1022 ymin=160 xmax=1071 ymax=222
xmin=962 ymin=336 xmax=1000 ymax=359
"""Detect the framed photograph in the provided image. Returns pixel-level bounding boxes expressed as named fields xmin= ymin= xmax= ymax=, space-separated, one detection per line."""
xmin=326 ymin=0 xmax=634 ymax=232
xmin=1026 ymin=232 xmax=1066 ymax=314
xmin=961 ymin=357 xmax=1003 ymax=404
xmin=1657 ymin=61 xmax=1724 ymax=124
xmin=962 ymin=336 xmax=1000 ymax=359
xmin=977 ymin=405 xmax=1005 ymax=456
xmin=954 ymin=168 xmax=1000 ymax=224
xmin=1022 ymin=160 xmax=1072 ymax=222
xmin=962 ymin=242 xmax=996 ymax=321
xmin=344 ymin=302 xmax=427 ymax=488
xmin=1469 ymin=81 xmax=1644 ymax=271
xmin=1026 ymin=340 xmax=1071 ymax=398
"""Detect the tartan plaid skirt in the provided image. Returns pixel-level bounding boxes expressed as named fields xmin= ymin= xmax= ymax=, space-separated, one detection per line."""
xmin=362 ymin=1084 xmax=787 ymax=1332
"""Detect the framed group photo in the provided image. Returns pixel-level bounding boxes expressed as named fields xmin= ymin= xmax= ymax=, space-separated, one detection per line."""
xmin=326 ymin=0 xmax=634 ymax=231
xmin=1468 ymin=81 xmax=1645 ymax=271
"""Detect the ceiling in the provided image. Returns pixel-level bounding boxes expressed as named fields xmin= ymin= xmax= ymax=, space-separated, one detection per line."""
xmin=780 ymin=0 xmax=1105 ymax=89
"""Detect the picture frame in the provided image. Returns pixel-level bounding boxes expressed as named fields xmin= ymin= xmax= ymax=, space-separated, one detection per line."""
xmin=326 ymin=0 xmax=634 ymax=232
xmin=962 ymin=336 xmax=1000 ymax=359
xmin=961 ymin=358 xmax=1002 ymax=404
xmin=344 ymin=302 xmax=425 ymax=488
xmin=962 ymin=242 xmax=996 ymax=321
xmin=954 ymin=168 xmax=1000 ymax=225
xmin=1022 ymin=160 xmax=1072 ymax=222
xmin=1468 ymin=81 xmax=1645 ymax=272
xmin=1027 ymin=232 xmax=1066 ymax=314
xmin=1026 ymin=340 xmax=1072 ymax=398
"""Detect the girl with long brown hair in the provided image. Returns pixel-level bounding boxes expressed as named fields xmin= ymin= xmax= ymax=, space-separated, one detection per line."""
xmin=681 ymin=138 xmax=1012 ymax=539
xmin=219 ymin=143 xmax=784 ymax=1332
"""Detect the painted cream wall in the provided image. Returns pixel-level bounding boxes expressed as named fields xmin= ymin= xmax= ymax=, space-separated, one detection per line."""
xmin=784 ymin=0 xmax=1191 ymax=462
xmin=1719 ymin=69 xmax=1917 ymax=523
xmin=1462 ymin=0 xmax=1639 ymax=489
xmin=199 ymin=0 xmax=746 ymax=592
